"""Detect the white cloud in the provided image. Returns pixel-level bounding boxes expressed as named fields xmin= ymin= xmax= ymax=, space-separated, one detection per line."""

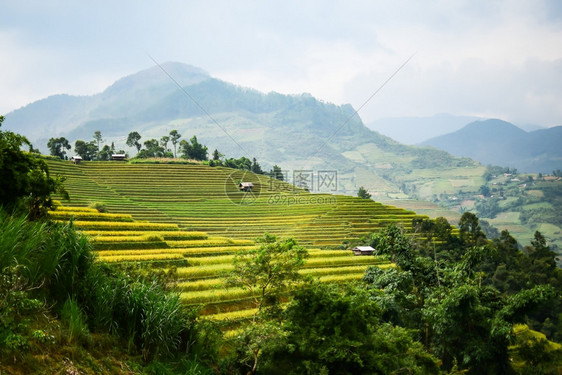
xmin=1 ymin=0 xmax=561 ymax=127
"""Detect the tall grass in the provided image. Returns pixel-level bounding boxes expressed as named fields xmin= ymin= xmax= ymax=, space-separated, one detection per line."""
xmin=61 ymin=298 xmax=89 ymax=345
xmin=0 ymin=210 xmax=94 ymax=305
xmin=0 ymin=209 xmax=199 ymax=362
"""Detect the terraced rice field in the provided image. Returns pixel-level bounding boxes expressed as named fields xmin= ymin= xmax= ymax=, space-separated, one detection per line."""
xmin=46 ymin=160 xmax=427 ymax=320
xmin=48 ymin=161 xmax=424 ymax=247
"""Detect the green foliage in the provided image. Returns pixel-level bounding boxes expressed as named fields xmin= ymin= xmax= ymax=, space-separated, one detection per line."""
xmin=47 ymin=136 xmax=71 ymax=159
xmin=127 ymin=131 xmax=142 ymax=153
xmin=212 ymin=149 xmax=222 ymax=161
xmin=251 ymin=157 xmax=263 ymax=174
xmin=0 ymin=211 xmax=92 ymax=302
xmin=479 ymin=184 xmax=491 ymax=197
xmin=169 ymin=130 xmax=181 ymax=158
xmin=423 ymin=284 xmax=514 ymax=374
xmin=228 ymin=233 xmax=308 ymax=312
xmin=475 ymin=197 xmax=500 ymax=218
xmin=514 ymin=336 xmax=562 ymax=374
xmin=267 ymin=165 xmax=284 ymax=181
xmin=180 ymin=135 xmax=208 ymax=161
xmin=136 ymin=138 xmax=166 ymax=158
xmin=459 ymin=211 xmax=486 ymax=246
xmin=82 ymin=266 xmax=197 ymax=362
xmin=257 ymin=283 xmax=440 ymax=375
xmin=224 ymin=156 xmax=251 ymax=170
xmin=74 ymin=139 xmax=98 ymax=160
xmin=0 ymin=265 xmax=52 ymax=361
xmin=61 ymin=298 xmax=90 ymax=345
xmin=98 ymin=144 xmax=112 ymax=161
xmin=361 ymin=219 xmax=562 ymax=374
xmin=0 ymin=209 xmax=201 ymax=366
xmin=160 ymin=135 xmax=170 ymax=151
xmin=357 ymin=186 xmax=371 ymax=199
xmin=0 ymin=117 xmax=67 ymax=218
xmin=93 ymin=130 xmax=103 ymax=154
xmin=89 ymin=201 xmax=107 ymax=213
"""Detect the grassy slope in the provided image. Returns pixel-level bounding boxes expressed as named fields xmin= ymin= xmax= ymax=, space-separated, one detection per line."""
xmin=47 ymin=159 xmax=432 ymax=319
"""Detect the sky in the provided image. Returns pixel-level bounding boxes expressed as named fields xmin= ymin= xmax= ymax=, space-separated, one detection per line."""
xmin=2 ymin=0 xmax=562 ymax=127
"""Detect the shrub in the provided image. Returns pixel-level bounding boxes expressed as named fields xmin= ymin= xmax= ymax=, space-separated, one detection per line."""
xmin=89 ymin=202 xmax=107 ymax=213
xmin=83 ymin=269 xmax=197 ymax=361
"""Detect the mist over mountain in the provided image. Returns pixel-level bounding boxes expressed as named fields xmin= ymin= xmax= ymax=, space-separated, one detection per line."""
xmin=366 ymin=114 xmax=482 ymax=145
xmin=421 ymin=119 xmax=562 ymax=173
xmin=5 ymin=62 xmax=479 ymax=198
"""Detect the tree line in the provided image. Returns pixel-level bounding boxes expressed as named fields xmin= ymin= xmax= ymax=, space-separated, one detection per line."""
xmin=48 ymin=129 xmax=286 ymax=180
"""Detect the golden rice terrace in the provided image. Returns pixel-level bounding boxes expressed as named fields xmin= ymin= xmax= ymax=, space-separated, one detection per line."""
xmin=46 ymin=160 xmax=427 ymax=320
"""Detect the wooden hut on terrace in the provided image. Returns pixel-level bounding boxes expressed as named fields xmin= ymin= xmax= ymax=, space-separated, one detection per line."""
xmin=239 ymin=182 xmax=254 ymax=192
xmin=111 ymin=154 xmax=126 ymax=161
xmin=351 ymin=246 xmax=375 ymax=256
xmin=71 ymin=155 xmax=82 ymax=164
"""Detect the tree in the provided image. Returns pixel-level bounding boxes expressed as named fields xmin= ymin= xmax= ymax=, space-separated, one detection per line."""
xmin=459 ymin=211 xmax=486 ymax=247
xmin=180 ymin=135 xmax=208 ymax=161
xmin=93 ymin=131 xmax=103 ymax=155
xmin=268 ymin=165 xmax=284 ymax=181
xmin=74 ymin=140 xmax=97 ymax=161
xmin=160 ymin=135 xmax=170 ymax=151
xmin=126 ymin=131 xmax=142 ymax=154
xmin=212 ymin=149 xmax=222 ymax=161
xmin=169 ymin=130 xmax=181 ymax=158
xmin=251 ymin=157 xmax=263 ymax=174
xmin=0 ymin=116 xmax=67 ymax=218
xmin=479 ymin=184 xmax=491 ymax=197
xmin=357 ymin=186 xmax=371 ymax=199
xmin=257 ymin=283 xmax=440 ymax=375
xmin=136 ymin=139 xmax=164 ymax=158
xmin=47 ymin=137 xmax=71 ymax=159
xmin=224 ymin=157 xmax=251 ymax=170
xmin=188 ymin=135 xmax=207 ymax=161
xmin=475 ymin=197 xmax=500 ymax=219
xmin=98 ymin=144 xmax=112 ymax=161
xmin=227 ymin=233 xmax=308 ymax=313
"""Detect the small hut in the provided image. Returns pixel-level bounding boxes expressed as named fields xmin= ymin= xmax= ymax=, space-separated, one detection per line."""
xmin=239 ymin=182 xmax=254 ymax=192
xmin=71 ymin=155 xmax=82 ymax=164
xmin=351 ymin=246 xmax=375 ymax=256
xmin=111 ymin=154 xmax=126 ymax=161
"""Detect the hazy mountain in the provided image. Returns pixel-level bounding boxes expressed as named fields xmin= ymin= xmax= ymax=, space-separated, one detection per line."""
xmin=5 ymin=62 xmax=209 ymax=142
xmin=5 ymin=62 xmax=481 ymax=199
xmin=421 ymin=119 xmax=562 ymax=173
xmin=366 ymin=114 xmax=482 ymax=145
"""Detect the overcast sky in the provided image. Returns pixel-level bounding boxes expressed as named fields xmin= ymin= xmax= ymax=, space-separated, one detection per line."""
xmin=2 ymin=0 xmax=562 ymax=127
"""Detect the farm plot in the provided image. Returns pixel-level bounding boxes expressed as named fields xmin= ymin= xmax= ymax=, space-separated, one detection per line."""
xmin=47 ymin=161 xmax=427 ymax=247
xmin=46 ymin=160 xmax=427 ymax=320
xmin=49 ymin=203 xmax=393 ymax=320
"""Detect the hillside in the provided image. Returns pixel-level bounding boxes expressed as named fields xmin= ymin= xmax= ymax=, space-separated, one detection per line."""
xmin=5 ymin=62 xmax=484 ymax=201
xmin=10 ymin=62 xmax=560 ymax=249
xmin=46 ymin=160 xmax=424 ymax=247
xmin=422 ymin=119 xmax=562 ymax=173
xmin=44 ymin=159 xmax=431 ymax=319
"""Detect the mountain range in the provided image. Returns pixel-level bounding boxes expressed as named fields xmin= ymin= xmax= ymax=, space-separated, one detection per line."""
xmin=421 ymin=119 xmax=562 ymax=173
xmin=4 ymin=62 xmax=481 ymax=200
xmin=366 ymin=114 xmax=482 ymax=145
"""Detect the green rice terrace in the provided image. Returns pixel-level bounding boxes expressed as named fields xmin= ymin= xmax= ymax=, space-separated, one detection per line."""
xmin=46 ymin=160 xmax=429 ymax=321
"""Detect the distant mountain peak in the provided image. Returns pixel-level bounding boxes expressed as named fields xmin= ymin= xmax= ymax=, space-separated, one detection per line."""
xmin=422 ymin=119 xmax=561 ymax=172
xmin=103 ymin=62 xmax=209 ymax=95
